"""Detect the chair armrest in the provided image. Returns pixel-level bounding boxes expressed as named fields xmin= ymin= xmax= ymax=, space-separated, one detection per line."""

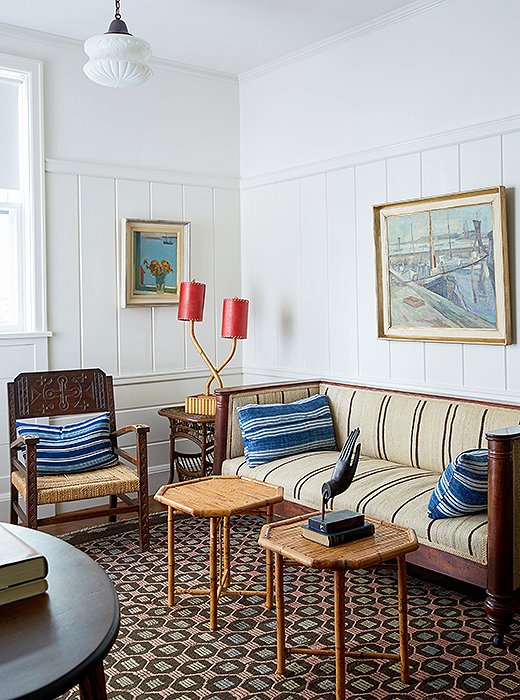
xmin=111 ymin=425 xmax=150 ymax=481
xmin=11 ymin=435 xmax=40 ymax=450
xmin=112 ymin=424 xmax=150 ymax=439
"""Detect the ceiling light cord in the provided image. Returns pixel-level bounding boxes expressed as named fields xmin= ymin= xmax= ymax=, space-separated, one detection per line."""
xmin=115 ymin=0 xmax=121 ymax=21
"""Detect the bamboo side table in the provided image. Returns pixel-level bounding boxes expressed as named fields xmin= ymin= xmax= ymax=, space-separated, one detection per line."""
xmin=155 ymin=476 xmax=284 ymax=630
xmin=158 ymin=406 xmax=215 ymax=483
xmin=258 ymin=513 xmax=419 ymax=700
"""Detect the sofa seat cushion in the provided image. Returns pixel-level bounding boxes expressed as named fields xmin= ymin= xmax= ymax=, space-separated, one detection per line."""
xmin=222 ymin=453 xmax=488 ymax=565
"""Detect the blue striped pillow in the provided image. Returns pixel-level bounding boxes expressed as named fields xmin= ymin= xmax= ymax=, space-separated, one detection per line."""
xmin=428 ymin=449 xmax=488 ymax=519
xmin=16 ymin=412 xmax=119 ymax=475
xmin=236 ymin=394 xmax=337 ymax=468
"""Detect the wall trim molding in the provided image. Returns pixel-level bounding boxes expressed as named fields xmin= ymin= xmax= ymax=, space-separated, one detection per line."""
xmin=113 ymin=364 xmax=242 ymax=387
xmin=45 ymin=158 xmax=239 ymax=190
xmin=240 ymin=113 xmax=520 ymax=188
xmin=239 ymin=0 xmax=450 ymax=83
xmin=243 ymin=365 xmax=520 ymax=407
xmin=0 ymin=22 xmax=238 ymax=83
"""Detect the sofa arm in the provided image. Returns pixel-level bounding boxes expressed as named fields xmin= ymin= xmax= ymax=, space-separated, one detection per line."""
xmin=213 ymin=380 xmax=321 ymax=474
xmin=484 ymin=425 xmax=520 ymax=645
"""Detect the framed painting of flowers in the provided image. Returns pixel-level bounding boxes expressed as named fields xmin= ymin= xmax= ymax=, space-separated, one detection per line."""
xmin=122 ymin=219 xmax=190 ymax=307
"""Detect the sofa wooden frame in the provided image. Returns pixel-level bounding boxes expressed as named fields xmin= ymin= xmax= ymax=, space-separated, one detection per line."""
xmin=213 ymin=379 xmax=520 ymax=647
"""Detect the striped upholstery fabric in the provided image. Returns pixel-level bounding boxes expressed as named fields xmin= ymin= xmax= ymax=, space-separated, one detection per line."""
xmin=236 ymin=394 xmax=336 ymax=467
xmin=16 ymin=412 xmax=119 ymax=474
xmin=222 ymin=453 xmax=488 ymax=564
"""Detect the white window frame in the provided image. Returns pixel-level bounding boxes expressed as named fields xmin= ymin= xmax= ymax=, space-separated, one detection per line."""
xmin=0 ymin=53 xmax=46 ymax=336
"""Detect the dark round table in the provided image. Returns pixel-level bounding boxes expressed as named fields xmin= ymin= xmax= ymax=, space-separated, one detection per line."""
xmin=0 ymin=524 xmax=119 ymax=700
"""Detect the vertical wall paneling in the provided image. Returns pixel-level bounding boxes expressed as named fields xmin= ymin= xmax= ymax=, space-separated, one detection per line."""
xmin=46 ymin=172 xmax=81 ymax=370
xmin=459 ymin=137 xmax=506 ymax=392
xmin=79 ymin=176 xmax=118 ymax=374
xmin=250 ymin=185 xmax=278 ymax=369
xmin=300 ymin=174 xmax=329 ymax=373
xmin=386 ymin=153 xmax=425 ymax=383
xmin=421 ymin=145 xmax=465 ymax=387
xmin=183 ymin=186 xmax=216 ymax=371
xmin=116 ymin=179 xmax=153 ymax=375
xmin=275 ymin=180 xmax=303 ymax=371
xmin=214 ymin=187 xmax=242 ymax=366
xmin=150 ymin=181 xmax=185 ymax=372
xmin=240 ymin=189 xmax=256 ymax=369
xmin=326 ymin=168 xmax=358 ymax=377
xmin=355 ymin=161 xmax=390 ymax=380
xmin=503 ymin=133 xmax=520 ymax=391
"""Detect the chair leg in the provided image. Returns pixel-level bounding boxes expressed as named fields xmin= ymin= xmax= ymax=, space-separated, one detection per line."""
xmin=109 ymin=495 xmax=118 ymax=523
xmin=26 ymin=488 xmax=38 ymax=529
xmin=138 ymin=484 xmax=150 ymax=552
xmin=10 ymin=483 xmax=19 ymax=525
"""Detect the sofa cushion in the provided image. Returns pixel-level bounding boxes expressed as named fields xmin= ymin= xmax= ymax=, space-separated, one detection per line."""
xmin=428 ymin=449 xmax=488 ymax=519
xmin=320 ymin=383 xmax=520 ymax=474
xmin=222 ymin=453 xmax=488 ymax=565
xmin=236 ymin=394 xmax=336 ymax=467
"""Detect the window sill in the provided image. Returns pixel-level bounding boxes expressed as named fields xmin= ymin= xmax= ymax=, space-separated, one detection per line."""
xmin=0 ymin=330 xmax=52 ymax=340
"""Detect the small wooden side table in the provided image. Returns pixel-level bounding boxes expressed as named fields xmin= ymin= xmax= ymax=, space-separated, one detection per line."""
xmin=155 ymin=475 xmax=284 ymax=630
xmin=258 ymin=513 xmax=419 ymax=700
xmin=158 ymin=406 xmax=215 ymax=483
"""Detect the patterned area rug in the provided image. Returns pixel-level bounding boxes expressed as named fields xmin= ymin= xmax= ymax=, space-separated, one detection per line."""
xmin=59 ymin=514 xmax=520 ymax=700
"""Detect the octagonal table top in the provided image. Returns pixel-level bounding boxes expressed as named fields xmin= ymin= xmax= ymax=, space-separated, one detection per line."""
xmin=155 ymin=475 xmax=284 ymax=517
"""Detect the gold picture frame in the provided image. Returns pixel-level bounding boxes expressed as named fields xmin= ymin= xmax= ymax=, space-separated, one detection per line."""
xmin=373 ymin=186 xmax=511 ymax=344
xmin=122 ymin=219 xmax=190 ymax=307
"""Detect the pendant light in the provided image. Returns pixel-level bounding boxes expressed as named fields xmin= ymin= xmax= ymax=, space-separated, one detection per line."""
xmin=83 ymin=0 xmax=152 ymax=88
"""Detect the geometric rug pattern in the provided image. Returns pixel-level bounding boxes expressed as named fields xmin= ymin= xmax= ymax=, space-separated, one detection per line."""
xmin=59 ymin=514 xmax=520 ymax=700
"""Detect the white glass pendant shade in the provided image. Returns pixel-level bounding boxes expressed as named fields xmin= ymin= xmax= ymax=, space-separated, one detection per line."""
xmin=84 ymin=32 xmax=152 ymax=88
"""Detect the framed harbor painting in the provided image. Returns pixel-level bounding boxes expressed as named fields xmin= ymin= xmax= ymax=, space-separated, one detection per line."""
xmin=373 ymin=186 xmax=511 ymax=344
xmin=122 ymin=219 xmax=190 ymax=307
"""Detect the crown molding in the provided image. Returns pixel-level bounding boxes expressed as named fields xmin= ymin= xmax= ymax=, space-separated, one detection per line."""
xmin=240 ymin=112 xmax=520 ymax=189
xmin=46 ymin=158 xmax=239 ymax=190
xmin=239 ymin=0 xmax=451 ymax=83
xmin=0 ymin=22 xmax=238 ymax=83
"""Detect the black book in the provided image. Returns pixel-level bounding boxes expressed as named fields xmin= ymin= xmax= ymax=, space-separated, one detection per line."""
xmin=301 ymin=522 xmax=375 ymax=547
xmin=307 ymin=509 xmax=364 ymax=535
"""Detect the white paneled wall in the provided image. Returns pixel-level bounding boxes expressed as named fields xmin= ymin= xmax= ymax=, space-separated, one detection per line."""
xmin=0 ymin=163 xmax=241 ymax=519
xmin=241 ymin=126 xmax=520 ymax=404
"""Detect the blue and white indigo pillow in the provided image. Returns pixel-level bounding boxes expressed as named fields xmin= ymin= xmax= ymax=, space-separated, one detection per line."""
xmin=236 ymin=394 xmax=337 ymax=468
xmin=16 ymin=412 xmax=119 ymax=475
xmin=427 ymin=448 xmax=488 ymax=519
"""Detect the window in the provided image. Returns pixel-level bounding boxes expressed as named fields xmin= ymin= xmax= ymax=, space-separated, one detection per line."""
xmin=0 ymin=56 xmax=44 ymax=333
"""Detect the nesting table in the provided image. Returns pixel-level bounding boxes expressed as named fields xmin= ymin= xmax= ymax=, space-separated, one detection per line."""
xmin=258 ymin=513 xmax=419 ymax=700
xmin=155 ymin=475 xmax=284 ymax=630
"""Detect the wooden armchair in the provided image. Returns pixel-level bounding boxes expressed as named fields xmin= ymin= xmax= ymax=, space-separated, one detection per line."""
xmin=8 ymin=369 xmax=150 ymax=551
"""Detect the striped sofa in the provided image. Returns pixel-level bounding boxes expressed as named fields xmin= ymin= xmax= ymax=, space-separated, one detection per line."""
xmin=213 ymin=379 xmax=520 ymax=646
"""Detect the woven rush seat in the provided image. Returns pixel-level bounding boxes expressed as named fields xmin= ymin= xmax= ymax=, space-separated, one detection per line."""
xmin=11 ymin=463 xmax=140 ymax=506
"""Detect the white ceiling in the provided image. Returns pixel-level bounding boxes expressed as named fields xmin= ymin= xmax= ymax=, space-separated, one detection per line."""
xmin=0 ymin=0 xmax=426 ymax=74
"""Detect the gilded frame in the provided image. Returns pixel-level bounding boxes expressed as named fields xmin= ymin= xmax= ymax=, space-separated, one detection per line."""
xmin=122 ymin=219 xmax=190 ymax=307
xmin=373 ymin=186 xmax=511 ymax=344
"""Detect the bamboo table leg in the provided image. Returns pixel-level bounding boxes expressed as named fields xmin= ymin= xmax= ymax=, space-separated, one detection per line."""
xmin=397 ymin=555 xmax=410 ymax=682
xmin=275 ymin=552 xmax=286 ymax=674
xmin=209 ymin=517 xmax=219 ymax=630
xmin=223 ymin=515 xmax=231 ymax=587
xmin=265 ymin=505 xmax=274 ymax=609
xmin=334 ymin=570 xmax=346 ymax=700
xmin=167 ymin=507 xmax=175 ymax=606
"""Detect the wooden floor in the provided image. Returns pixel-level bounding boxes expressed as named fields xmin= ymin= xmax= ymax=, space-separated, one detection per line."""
xmin=42 ymin=497 xmax=166 ymax=536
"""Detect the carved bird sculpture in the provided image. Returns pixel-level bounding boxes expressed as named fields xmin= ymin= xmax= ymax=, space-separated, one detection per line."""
xmin=321 ymin=427 xmax=361 ymax=519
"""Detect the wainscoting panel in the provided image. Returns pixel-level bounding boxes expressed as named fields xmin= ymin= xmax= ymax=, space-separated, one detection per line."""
xmin=241 ymin=120 xmax=520 ymax=404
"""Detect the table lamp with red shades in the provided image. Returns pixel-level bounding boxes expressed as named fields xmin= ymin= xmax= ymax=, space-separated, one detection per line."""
xmin=178 ymin=280 xmax=249 ymax=415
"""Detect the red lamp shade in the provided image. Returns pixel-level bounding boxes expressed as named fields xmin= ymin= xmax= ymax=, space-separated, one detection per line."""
xmin=178 ymin=281 xmax=206 ymax=321
xmin=221 ymin=297 xmax=249 ymax=339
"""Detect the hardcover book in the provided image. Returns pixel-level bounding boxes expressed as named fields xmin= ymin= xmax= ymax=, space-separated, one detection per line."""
xmin=0 ymin=578 xmax=48 ymax=606
xmin=301 ymin=522 xmax=375 ymax=547
xmin=0 ymin=525 xmax=48 ymax=589
xmin=307 ymin=509 xmax=364 ymax=535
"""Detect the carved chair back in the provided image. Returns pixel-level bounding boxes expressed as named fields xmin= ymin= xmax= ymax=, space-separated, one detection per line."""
xmin=8 ymin=369 xmax=117 ymax=444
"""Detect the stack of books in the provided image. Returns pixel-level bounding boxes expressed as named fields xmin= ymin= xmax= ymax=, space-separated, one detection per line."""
xmin=301 ymin=509 xmax=374 ymax=547
xmin=0 ymin=525 xmax=49 ymax=606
